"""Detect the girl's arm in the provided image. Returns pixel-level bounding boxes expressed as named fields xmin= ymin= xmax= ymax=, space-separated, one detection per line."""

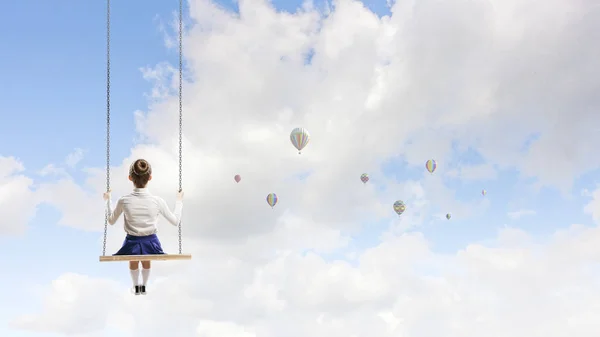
xmin=106 ymin=197 xmax=124 ymax=225
xmin=158 ymin=197 xmax=183 ymax=226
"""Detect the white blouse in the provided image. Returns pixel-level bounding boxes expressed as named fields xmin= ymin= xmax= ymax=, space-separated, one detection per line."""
xmin=106 ymin=188 xmax=183 ymax=236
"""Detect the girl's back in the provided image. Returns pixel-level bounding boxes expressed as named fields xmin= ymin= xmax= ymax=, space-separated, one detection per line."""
xmin=108 ymin=188 xmax=182 ymax=236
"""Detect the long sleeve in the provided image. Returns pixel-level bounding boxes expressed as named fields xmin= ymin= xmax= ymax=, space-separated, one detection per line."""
xmin=106 ymin=197 xmax=124 ymax=225
xmin=158 ymin=198 xmax=183 ymax=226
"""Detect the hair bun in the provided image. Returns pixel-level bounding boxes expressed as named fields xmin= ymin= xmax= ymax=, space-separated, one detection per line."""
xmin=132 ymin=159 xmax=151 ymax=176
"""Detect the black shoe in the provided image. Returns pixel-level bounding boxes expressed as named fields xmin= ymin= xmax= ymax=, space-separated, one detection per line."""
xmin=134 ymin=285 xmax=141 ymax=295
xmin=140 ymin=285 xmax=146 ymax=295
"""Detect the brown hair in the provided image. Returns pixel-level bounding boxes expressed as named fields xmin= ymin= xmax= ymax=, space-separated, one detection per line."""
xmin=129 ymin=159 xmax=152 ymax=188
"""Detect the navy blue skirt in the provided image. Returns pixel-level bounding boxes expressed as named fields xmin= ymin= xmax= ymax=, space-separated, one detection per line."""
xmin=114 ymin=234 xmax=165 ymax=255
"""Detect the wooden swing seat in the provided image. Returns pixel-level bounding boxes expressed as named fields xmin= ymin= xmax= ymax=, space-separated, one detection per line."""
xmin=99 ymin=254 xmax=192 ymax=262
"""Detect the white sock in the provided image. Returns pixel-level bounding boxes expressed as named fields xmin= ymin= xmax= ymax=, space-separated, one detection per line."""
xmin=130 ymin=269 xmax=140 ymax=286
xmin=141 ymin=268 xmax=151 ymax=286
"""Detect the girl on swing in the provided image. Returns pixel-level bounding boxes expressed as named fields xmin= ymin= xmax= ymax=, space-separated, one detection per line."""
xmin=103 ymin=159 xmax=184 ymax=295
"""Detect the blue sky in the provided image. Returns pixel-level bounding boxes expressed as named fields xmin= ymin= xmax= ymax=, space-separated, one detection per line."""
xmin=0 ymin=0 xmax=597 ymax=336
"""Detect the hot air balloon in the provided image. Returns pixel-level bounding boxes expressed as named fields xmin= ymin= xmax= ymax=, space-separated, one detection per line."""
xmin=266 ymin=193 xmax=278 ymax=208
xmin=425 ymin=159 xmax=437 ymax=174
xmin=360 ymin=173 xmax=369 ymax=184
xmin=446 ymin=213 xmax=451 ymax=220
xmin=234 ymin=175 xmax=241 ymax=183
xmin=481 ymin=189 xmax=486 ymax=196
xmin=393 ymin=200 xmax=406 ymax=216
xmin=290 ymin=127 xmax=310 ymax=154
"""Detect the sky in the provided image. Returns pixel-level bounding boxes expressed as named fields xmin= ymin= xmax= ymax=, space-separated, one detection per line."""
xmin=0 ymin=0 xmax=599 ymax=336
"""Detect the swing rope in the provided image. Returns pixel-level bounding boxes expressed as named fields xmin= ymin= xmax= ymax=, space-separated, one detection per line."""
xmin=102 ymin=0 xmax=111 ymax=257
xmin=102 ymin=0 xmax=185 ymax=256
xmin=178 ymin=0 xmax=183 ymax=255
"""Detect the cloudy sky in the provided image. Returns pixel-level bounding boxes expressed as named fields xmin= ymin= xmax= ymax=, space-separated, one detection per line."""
xmin=1 ymin=0 xmax=599 ymax=336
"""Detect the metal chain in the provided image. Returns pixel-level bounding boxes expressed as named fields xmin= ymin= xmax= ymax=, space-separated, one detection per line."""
xmin=103 ymin=0 xmax=111 ymax=256
xmin=178 ymin=0 xmax=183 ymax=254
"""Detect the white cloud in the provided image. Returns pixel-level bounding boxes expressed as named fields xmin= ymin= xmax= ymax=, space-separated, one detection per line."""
xmin=196 ymin=320 xmax=257 ymax=337
xmin=584 ymin=186 xmax=600 ymax=224
xmin=65 ymin=148 xmax=85 ymax=168
xmin=38 ymin=163 xmax=68 ymax=177
xmin=12 ymin=227 xmax=600 ymax=337
xmin=10 ymin=0 xmax=600 ymax=335
xmin=10 ymin=273 xmax=127 ymax=335
xmin=446 ymin=163 xmax=497 ymax=181
xmin=37 ymin=148 xmax=86 ymax=177
xmin=0 ymin=156 xmax=39 ymax=235
xmin=507 ymin=209 xmax=537 ymax=220
xmin=0 ymin=155 xmax=25 ymax=179
xmin=36 ymin=177 xmax=104 ymax=232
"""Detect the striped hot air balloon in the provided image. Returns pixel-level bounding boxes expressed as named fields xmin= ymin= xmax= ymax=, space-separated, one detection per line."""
xmin=393 ymin=200 xmax=406 ymax=216
xmin=290 ymin=127 xmax=310 ymax=154
xmin=266 ymin=193 xmax=278 ymax=208
xmin=425 ymin=159 xmax=437 ymax=174
xmin=360 ymin=173 xmax=369 ymax=184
